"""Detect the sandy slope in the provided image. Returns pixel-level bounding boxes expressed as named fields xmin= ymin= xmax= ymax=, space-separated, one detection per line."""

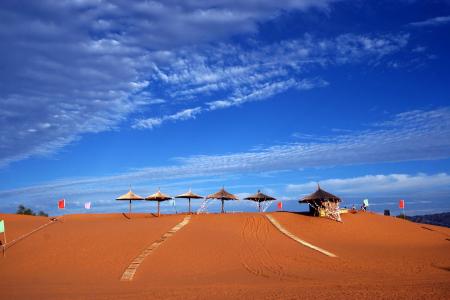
xmin=0 ymin=213 xmax=51 ymax=243
xmin=0 ymin=212 xmax=449 ymax=299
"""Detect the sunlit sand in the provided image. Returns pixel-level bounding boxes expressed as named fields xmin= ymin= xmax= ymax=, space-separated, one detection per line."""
xmin=1 ymin=212 xmax=449 ymax=299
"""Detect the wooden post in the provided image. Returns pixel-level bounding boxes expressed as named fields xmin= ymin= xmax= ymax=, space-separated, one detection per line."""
xmin=158 ymin=201 xmax=160 ymax=217
xmin=129 ymin=200 xmax=132 ymax=215
xmin=221 ymin=199 xmax=224 ymax=213
xmin=189 ymin=198 xmax=191 ymax=214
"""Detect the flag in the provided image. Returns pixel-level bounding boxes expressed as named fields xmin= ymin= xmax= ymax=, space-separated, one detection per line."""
xmin=58 ymin=199 xmax=65 ymax=209
xmin=84 ymin=202 xmax=91 ymax=209
xmin=399 ymin=199 xmax=405 ymax=209
xmin=0 ymin=220 xmax=4 ymax=233
xmin=277 ymin=201 xmax=283 ymax=210
xmin=363 ymin=199 xmax=369 ymax=207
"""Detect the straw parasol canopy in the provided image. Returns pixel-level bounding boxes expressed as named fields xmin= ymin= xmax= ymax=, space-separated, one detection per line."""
xmin=116 ymin=188 xmax=144 ymax=214
xmin=299 ymin=184 xmax=341 ymax=203
xmin=145 ymin=189 xmax=172 ymax=216
xmin=245 ymin=190 xmax=276 ymax=212
xmin=175 ymin=189 xmax=203 ymax=214
xmin=206 ymin=187 xmax=238 ymax=213
xmin=299 ymin=184 xmax=341 ymax=215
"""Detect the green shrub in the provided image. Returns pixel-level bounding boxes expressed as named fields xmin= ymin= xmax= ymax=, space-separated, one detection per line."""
xmin=16 ymin=204 xmax=35 ymax=215
xmin=16 ymin=205 xmax=48 ymax=217
xmin=38 ymin=210 xmax=48 ymax=217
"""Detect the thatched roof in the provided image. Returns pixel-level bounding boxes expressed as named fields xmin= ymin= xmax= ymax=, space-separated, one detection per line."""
xmin=175 ymin=189 xmax=203 ymax=199
xmin=299 ymin=185 xmax=341 ymax=203
xmin=245 ymin=190 xmax=276 ymax=202
xmin=145 ymin=190 xmax=172 ymax=201
xmin=206 ymin=187 xmax=238 ymax=200
xmin=116 ymin=189 xmax=144 ymax=201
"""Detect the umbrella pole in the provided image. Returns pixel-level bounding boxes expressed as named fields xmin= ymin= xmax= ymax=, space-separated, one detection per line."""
xmin=158 ymin=201 xmax=160 ymax=217
xmin=221 ymin=199 xmax=224 ymax=213
xmin=189 ymin=198 xmax=191 ymax=214
xmin=258 ymin=202 xmax=261 ymax=212
xmin=129 ymin=200 xmax=132 ymax=215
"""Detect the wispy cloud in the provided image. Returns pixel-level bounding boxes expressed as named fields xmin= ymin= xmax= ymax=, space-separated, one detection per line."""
xmin=178 ymin=107 xmax=450 ymax=172
xmin=206 ymin=78 xmax=329 ymax=110
xmin=1 ymin=107 xmax=449 ymax=213
xmin=0 ymin=0 xmax=339 ymax=167
xmin=0 ymin=0 xmax=433 ymax=168
xmin=134 ymin=33 xmax=409 ymax=128
xmin=286 ymin=173 xmax=450 ymax=196
xmin=134 ymin=107 xmax=203 ymax=129
xmin=408 ymin=15 xmax=450 ymax=27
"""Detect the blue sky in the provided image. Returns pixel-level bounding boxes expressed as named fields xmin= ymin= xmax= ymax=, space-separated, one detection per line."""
xmin=1 ymin=0 xmax=450 ymax=216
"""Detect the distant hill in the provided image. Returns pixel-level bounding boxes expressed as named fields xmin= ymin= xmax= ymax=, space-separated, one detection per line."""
xmin=406 ymin=212 xmax=450 ymax=228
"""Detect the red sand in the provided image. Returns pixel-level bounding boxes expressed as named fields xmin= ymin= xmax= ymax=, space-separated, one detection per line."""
xmin=0 ymin=212 xmax=449 ymax=299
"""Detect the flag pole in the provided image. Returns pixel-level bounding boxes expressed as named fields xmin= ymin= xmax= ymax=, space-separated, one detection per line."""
xmin=3 ymin=230 xmax=7 ymax=257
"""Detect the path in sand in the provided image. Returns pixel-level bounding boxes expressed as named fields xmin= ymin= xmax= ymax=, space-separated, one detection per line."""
xmin=121 ymin=215 xmax=192 ymax=281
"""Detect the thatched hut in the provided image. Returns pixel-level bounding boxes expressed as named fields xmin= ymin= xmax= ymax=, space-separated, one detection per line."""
xmin=299 ymin=184 xmax=341 ymax=216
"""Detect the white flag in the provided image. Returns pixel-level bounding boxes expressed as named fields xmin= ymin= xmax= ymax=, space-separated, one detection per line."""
xmin=84 ymin=202 xmax=91 ymax=209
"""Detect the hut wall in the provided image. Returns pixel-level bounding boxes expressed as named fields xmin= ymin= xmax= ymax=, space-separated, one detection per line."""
xmin=308 ymin=200 xmax=339 ymax=217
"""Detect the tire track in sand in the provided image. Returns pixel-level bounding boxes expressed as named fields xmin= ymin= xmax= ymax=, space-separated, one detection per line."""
xmin=240 ymin=215 xmax=287 ymax=280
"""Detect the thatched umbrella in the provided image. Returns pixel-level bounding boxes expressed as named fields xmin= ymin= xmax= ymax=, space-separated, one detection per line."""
xmin=145 ymin=189 xmax=172 ymax=217
xmin=116 ymin=189 xmax=144 ymax=214
xmin=299 ymin=184 xmax=341 ymax=215
xmin=175 ymin=189 xmax=203 ymax=214
xmin=206 ymin=187 xmax=238 ymax=213
xmin=245 ymin=190 xmax=276 ymax=212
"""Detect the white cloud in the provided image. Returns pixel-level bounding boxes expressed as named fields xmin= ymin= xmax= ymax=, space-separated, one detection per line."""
xmin=0 ymin=0 xmax=341 ymax=167
xmin=286 ymin=173 xmax=450 ymax=196
xmin=1 ymin=107 xmax=449 ymax=213
xmin=151 ymin=33 xmax=408 ymax=99
xmin=134 ymin=118 xmax=163 ymax=130
xmin=0 ymin=0 xmax=427 ymax=167
xmin=177 ymin=108 xmax=450 ymax=172
xmin=408 ymin=15 xmax=450 ymax=27
xmin=135 ymin=33 xmax=407 ymax=126
xmin=134 ymin=107 xmax=203 ymax=129
xmin=206 ymin=78 xmax=329 ymax=110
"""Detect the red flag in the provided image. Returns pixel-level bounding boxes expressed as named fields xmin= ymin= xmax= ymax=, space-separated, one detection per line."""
xmin=58 ymin=199 xmax=65 ymax=209
xmin=277 ymin=201 xmax=283 ymax=210
xmin=399 ymin=199 xmax=405 ymax=209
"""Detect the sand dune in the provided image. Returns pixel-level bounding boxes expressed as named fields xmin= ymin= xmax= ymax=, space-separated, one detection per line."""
xmin=0 ymin=212 xmax=449 ymax=299
xmin=0 ymin=213 xmax=52 ymax=242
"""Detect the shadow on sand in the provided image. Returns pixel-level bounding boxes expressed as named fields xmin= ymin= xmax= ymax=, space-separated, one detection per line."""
xmin=278 ymin=211 xmax=312 ymax=216
xmin=432 ymin=264 xmax=450 ymax=272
